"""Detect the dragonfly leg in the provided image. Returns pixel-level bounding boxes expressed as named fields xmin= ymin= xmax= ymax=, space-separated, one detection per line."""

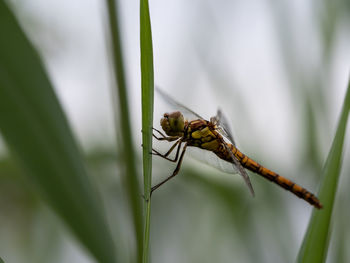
xmin=153 ymin=134 xmax=179 ymax=141
xmin=152 ymin=128 xmax=179 ymax=141
xmin=152 ymin=140 xmax=182 ymax=162
xmin=152 ymin=127 xmax=167 ymax=138
xmin=151 ymin=143 xmax=188 ymax=194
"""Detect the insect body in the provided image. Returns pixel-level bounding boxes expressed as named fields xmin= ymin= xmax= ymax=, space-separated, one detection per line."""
xmin=151 ymin=91 xmax=322 ymax=209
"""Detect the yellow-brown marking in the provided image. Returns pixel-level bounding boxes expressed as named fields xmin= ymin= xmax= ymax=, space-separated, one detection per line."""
xmin=217 ymin=143 xmax=322 ymax=209
xmin=183 ymin=118 xmax=322 ymax=209
xmin=202 ymin=140 xmax=220 ymax=151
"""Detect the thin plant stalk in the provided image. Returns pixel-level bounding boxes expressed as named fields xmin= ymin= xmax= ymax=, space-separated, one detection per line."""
xmin=140 ymin=0 xmax=154 ymax=262
xmin=105 ymin=0 xmax=143 ymax=261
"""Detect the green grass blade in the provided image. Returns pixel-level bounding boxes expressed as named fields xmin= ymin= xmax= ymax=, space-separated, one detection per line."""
xmin=297 ymin=77 xmax=350 ymax=263
xmin=105 ymin=0 xmax=143 ymax=261
xmin=0 ymin=2 xmax=116 ymax=262
xmin=140 ymin=0 xmax=154 ymax=262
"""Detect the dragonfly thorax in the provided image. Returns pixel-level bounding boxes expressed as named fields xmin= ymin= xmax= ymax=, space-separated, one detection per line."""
xmin=160 ymin=111 xmax=185 ymax=136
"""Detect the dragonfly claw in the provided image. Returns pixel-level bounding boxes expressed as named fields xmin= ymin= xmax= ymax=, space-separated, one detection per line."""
xmin=141 ymin=193 xmax=151 ymax=202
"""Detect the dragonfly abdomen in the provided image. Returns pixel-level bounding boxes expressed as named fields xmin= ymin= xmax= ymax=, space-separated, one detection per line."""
xmin=227 ymin=144 xmax=322 ymax=209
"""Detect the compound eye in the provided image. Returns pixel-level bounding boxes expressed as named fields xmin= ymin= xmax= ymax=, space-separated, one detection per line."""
xmin=163 ymin=113 xmax=170 ymax=120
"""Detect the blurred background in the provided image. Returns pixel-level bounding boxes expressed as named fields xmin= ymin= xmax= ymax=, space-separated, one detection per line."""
xmin=0 ymin=0 xmax=350 ymax=262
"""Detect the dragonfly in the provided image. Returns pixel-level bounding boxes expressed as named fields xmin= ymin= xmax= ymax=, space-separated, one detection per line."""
xmin=151 ymin=88 xmax=323 ymax=209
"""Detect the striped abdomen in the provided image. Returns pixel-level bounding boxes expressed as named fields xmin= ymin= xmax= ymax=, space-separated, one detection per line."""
xmin=224 ymin=144 xmax=322 ymax=209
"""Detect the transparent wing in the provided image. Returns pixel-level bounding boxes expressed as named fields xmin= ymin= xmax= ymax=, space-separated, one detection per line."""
xmin=210 ymin=109 xmax=236 ymax=146
xmin=187 ymin=146 xmax=255 ymax=196
xmin=222 ymin=143 xmax=255 ymax=196
xmin=187 ymin=147 xmax=238 ymax=174
xmin=155 ymin=86 xmax=204 ymax=120
xmin=211 ymin=109 xmax=255 ymax=196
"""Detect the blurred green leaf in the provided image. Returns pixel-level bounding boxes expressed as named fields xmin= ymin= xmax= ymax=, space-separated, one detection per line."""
xmin=332 ymin=198 xmax=347 ymax=263
xmin=140 ymin=0 xmax=154 ymax=261
xmin=297 ymin=77 xmax=350 ymax=263
xmin=0 ymin=2 xmax=116 ymax=263
xmin=302 ymin=94 xmax=323 ymax=175
xmin=105 ymin=0 xmax=143 ymax=261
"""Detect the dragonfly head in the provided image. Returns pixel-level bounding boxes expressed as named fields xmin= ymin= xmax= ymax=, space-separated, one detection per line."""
xmin=160 ymin=111 xmax=185 ymax=136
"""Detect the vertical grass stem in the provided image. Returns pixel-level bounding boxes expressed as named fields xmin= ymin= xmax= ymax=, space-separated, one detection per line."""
xmin=140 ymin=0 xmax=154 ymax=262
